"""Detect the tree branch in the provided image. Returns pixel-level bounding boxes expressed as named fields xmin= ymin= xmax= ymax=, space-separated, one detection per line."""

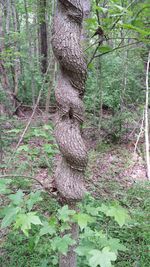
xmin=94 ymin=41 xmax=141 ymax=59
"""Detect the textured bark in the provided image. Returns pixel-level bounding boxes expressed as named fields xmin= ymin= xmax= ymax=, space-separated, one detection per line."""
xmin=52 ymin=0 xmax=88 ymax=201
xmin=51 ymin=1 xmax=90 ymax=266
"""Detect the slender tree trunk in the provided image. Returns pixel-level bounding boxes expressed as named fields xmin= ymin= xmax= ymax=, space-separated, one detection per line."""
xmin=0 ymin=5 xmax=9 ymax=91
xmin=11 ymin=0 xmax=20 ymax=99
xmin=145 ymin=51 xmax=150 ymax=180
xmin=39 ymin=0 xmax=48 ymax=74
xmin=51 ymin=1 xmax=90 ymax=267
xmin=24 ymin=0 xmax=36 ymax=106
xmin=45 ymin=0 xmax=55 ymax=113
xmin=6 ymin=0 xmax=11 ymax=34
xmin=45 ymin=56 xmax=56 ymax=113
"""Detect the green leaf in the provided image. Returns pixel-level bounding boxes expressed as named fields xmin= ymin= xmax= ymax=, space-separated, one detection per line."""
xmin=39 ymin=221 xmax=56 ymax=237
xmin=7 ymin=128 xmax=21 ymax=134
xmin=17 ymin=145 xmax=29 ymax=152
xmin=106 ymin=238 xmax=127 ymax=253
xmin=58 ymin=205 xmax=76 ymax=222
xmin=121 ymin=23 xmax=150 ymax=36
xmin=27 ymin=191 xmax=42 ymax=211
xmin=1 ymin=207 xmax=20 ymax=228
xmin=100 ymin=204 xmax=130 ymax=227
xmin=85 ymin=204 xmax=102 ymax=216
xmin=76 ymin=245 xmax=92 ymax=256
xmin=52 ymin=234 xmax=76 ymax=254
xmin=15 ymin=212 xmax=43 ymax=236
xmin=0 ymin=179 xmax=12 ymax=194
xmin=98 ymin=46 xmax=112 ymax=53
xmin=95 ymin=5 xmax=108 ymax=13
xmin=43 ymin=144 xmax=58 ymax=155
xmin=8 ymin=190 xmax=24 ymax=205
xmin=73 ymin=213 xmax=93 ymax=230
xmin=89 ymin=247 xmax=117 ymax=267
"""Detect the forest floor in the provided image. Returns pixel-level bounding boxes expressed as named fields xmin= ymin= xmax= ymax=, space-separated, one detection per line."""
xmin=0 ymin=111 xmax=150 ymax=267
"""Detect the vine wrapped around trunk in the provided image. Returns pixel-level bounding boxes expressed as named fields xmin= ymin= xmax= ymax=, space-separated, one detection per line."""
xmin=52 ymin=0 xmax=88 ymax=201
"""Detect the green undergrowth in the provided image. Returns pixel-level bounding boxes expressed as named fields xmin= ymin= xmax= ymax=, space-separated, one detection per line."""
xmin=0 ymin=182 xmax=150 ymax=267
xmin=0 ymin=116 xmax=150 ymax=267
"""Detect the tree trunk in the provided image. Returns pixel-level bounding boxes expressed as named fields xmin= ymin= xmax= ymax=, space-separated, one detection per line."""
xmin=11 ymin=0 xmax=20 ymax=99
xmin=0 ymin=4 xmax=9 ymax=91
xmin=51 ymin=1 xmax=90 ymax=267
xmin=45 ymin=56 xmax=56 ymax=113
xmin=145 ymin=51 xmax=150 ymax=180
xmin=39 ymin=0 xmax=48 ymax=74
xmin=24 ymin=0 xmax=36 ymax=106
xmin=6 ymin=0 xmax=11 ymax=34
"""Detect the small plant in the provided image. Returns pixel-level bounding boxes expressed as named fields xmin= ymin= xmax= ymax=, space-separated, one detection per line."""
xmin=0 ymin=182 xmax=130 ymax=267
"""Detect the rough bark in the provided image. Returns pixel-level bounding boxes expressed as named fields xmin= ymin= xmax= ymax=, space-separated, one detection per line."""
xmin=52 ymin=0 xmax=88 ymax=201
xmin=51 ymin=1 xmax=90 ymax=266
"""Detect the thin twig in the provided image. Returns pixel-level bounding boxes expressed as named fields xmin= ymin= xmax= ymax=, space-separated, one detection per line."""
xmin=134 ymin=109 xmax=145 ymax=154
xmin=94 ymin=41 xmax=141 ymax=59
xmin=110 ymin=0 xmax=137 ymax=31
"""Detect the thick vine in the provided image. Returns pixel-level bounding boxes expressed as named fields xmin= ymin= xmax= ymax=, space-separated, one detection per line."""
xmin=52 ymin=0 xmax=88 ymax=201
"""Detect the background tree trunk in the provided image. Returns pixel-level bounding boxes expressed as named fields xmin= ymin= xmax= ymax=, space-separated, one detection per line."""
xmin=145 ymin=51 xmax=150 ymax=180
xmin=51 ymin=1 xmax=90 ymax=266
xmin=0 ymin=5 xmax=9 ymax=92
xmin=24 ymin=0 xmax=36 ymax=106
xmin=11 ymin=0 xmax=20 ymax=100
xmin=38 ymin=0 xmax=48 ymax=74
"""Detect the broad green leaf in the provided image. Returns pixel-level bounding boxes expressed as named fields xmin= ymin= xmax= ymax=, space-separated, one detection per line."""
xmin=27 ymin=191 xmax=42 ymax=211
xmin=8 ymin=190 xmax=24 ymax=205
xmin=106 ymin=238 xmax=127 ymax=253
xmin=73 ymin=213 xmax=93 ymax=230
xmin=76 ymin=245 xmax=92 ymax=256
xmin=121 ymin=23 xmax=150 ymax=36
xmin=1 ymin=207 xmax=20 ymax=228
xmin=15 ymin=212 xmax=43 ymax=236
xmin=51 ymin=234 xmax=76 ymax=254
xmin=89 ymin=247 xmax=117 ymax=267
xmin=58 ymin=205 xmax=76 ymax=222
xmin=94 ymin=5 xmax=108 ymax=13
xmin=39 ymin=221 xmax=56 ymax=236
xmin=98 ymin=46 xmax=112 ymax=53
xmin=85 ymin=205 xmax=102 ymax=216
xmin=100 ymin=204 xmax=130 ymax=227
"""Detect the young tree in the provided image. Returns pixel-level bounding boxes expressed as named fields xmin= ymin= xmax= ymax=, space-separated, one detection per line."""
xmin=51 ymin=1 xmax=90 ymax=266
xmin=0 ymin=3 xmax=9 ymax=92
xmin=38 ymin=0 xmax=48 ymax=74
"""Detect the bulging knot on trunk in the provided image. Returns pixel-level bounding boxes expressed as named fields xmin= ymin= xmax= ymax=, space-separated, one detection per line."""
xmin=51 ymin=0 xmax=88 ymax=201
